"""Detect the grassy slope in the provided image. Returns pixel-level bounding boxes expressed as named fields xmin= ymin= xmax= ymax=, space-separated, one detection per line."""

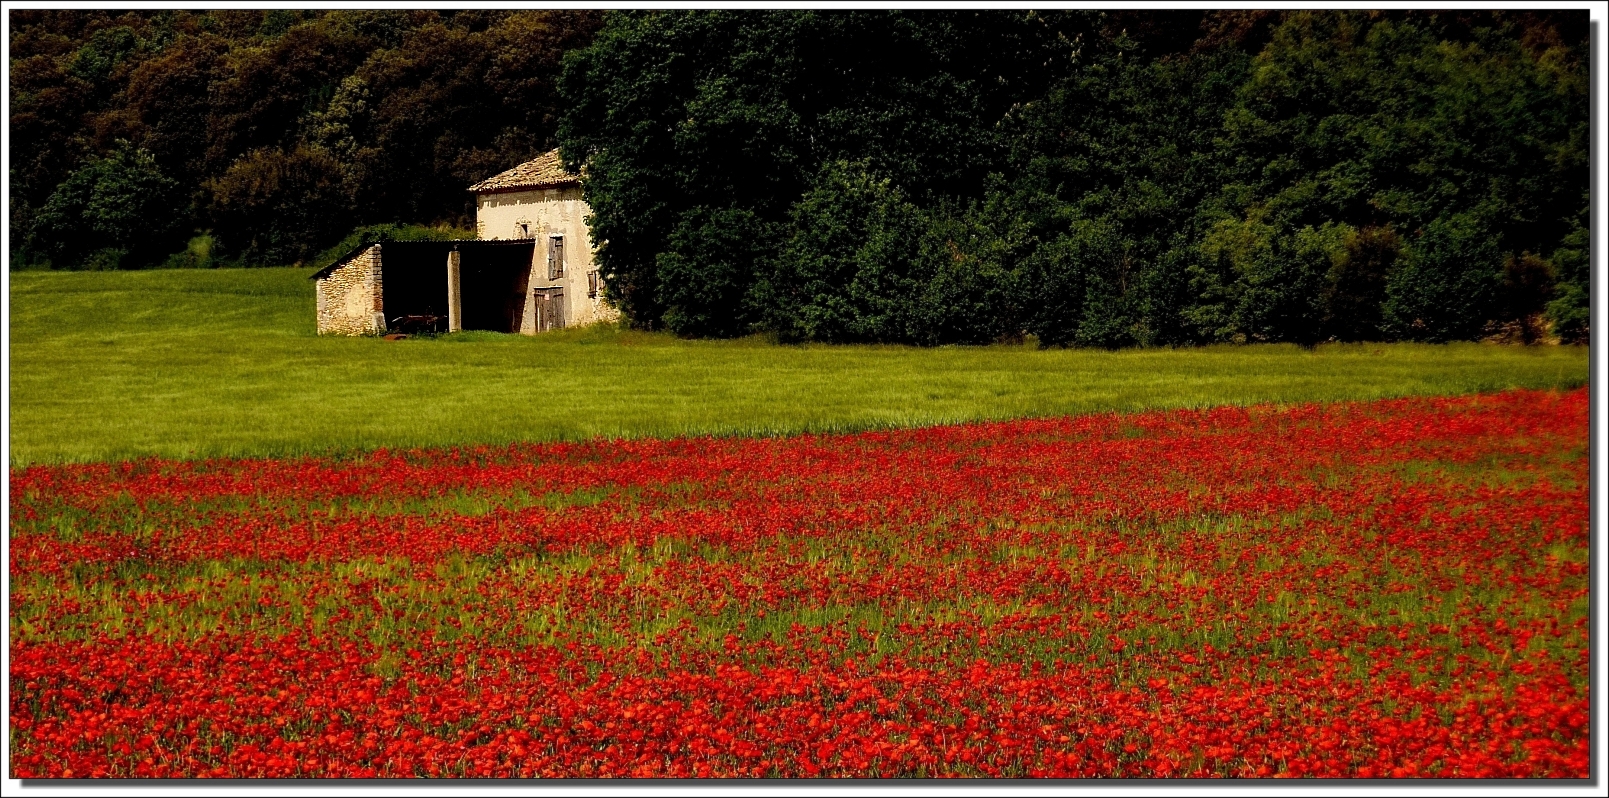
xmin=8 ymin=268 xmax=1589 ymax=465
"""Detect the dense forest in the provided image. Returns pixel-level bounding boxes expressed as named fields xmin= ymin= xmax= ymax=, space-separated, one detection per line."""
xmin=8 ymin=9 xmax=1590 ymax=344
xmin=9 ymin=9 xmax=602 ymax=269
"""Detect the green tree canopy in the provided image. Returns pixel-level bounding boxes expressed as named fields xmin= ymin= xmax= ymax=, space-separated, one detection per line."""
xmin=10 ymin=9 xmax=602 ymax=268
xmin=31 ymin=142 xmax=179 ymax=269
xmin=10 ymin=10 xmax=1589 ymax=345
xmin=557 ymin=10 xmax=1586 ymax=345
xmin=557 ymin=10 xmax=1094 ymax=332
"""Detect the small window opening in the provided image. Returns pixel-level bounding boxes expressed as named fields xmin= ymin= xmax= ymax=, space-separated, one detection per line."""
xmin=588 ymin=270 xmax=599 ymax=298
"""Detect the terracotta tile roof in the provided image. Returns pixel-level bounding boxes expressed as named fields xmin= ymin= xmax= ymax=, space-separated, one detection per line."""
xmin=467 ymin=148 xmax=580 ymax=192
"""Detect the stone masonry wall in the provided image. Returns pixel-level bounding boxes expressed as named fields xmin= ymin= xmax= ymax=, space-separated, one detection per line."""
xmin=315 ymin=245 xmax=384 ymax=335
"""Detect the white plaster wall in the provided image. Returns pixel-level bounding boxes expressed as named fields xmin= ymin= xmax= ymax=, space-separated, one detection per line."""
xmin=475 ymin=187 xmax=620 ymax=332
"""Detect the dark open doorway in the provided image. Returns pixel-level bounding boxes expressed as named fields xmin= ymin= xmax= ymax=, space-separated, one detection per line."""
xmin=372 ymin=240 xmax=535 ymax=334
xmin=459 ymin=242 xmax=535 ymax=333
xmin=375 ymin=241 xmax=454 ymax=333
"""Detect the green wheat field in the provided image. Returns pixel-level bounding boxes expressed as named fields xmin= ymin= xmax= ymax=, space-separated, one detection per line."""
xmin=8 ymin=267 xmax=1589 ymax=465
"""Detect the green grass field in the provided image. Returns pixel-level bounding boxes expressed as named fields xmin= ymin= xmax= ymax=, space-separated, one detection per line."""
xmin=8 ymin=267 xmax=1589 ymax=466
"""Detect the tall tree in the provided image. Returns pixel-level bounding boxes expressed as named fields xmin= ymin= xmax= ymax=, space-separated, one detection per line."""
xmin=1201 ymin=11 xmax=1587 ymax=342
xmin=8 ymin=9 xmax=602 ymax=268
xmin=558 ymin=10 xmax=1094 ymax=333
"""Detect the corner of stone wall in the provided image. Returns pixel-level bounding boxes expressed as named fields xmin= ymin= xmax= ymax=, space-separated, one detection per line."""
xmin=370 ymin=244 xmax=384 ymax=313
xmin=316 ymin=244 xmax=385 ymax=336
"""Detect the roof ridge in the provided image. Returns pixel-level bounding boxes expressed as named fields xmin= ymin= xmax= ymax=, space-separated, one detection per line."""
xmin=467 ymin=148 xmax=581 ymax=193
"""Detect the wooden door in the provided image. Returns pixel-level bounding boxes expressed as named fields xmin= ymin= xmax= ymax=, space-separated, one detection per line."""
xmin=534 ymin=289 xmax=566 ymax=332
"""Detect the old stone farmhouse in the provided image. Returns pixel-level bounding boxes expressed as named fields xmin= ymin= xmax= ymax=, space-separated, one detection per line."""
xmin=313 ymin=149 xmax=618 ymax=335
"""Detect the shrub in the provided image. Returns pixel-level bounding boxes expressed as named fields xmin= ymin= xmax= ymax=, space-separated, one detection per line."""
xmin=1499 ymin=253 xmax=1557 ymax=343
xmin=207 ymin=146 xmax=350 ymax=266
xmin=1545 ymin=225 xmax=1589 ymax=344
xmin=312 ymin=222 xmax=475 ymax=271
xmin=31 ymin=143 xmax=182 ymax=269
xmin=763 ymin=163 xmax=928 ymax=344
xmin=160 ymin=235 xmax=221 ymax=270
xmin=1189 ymin=217 xmax=1337 ymax=345
xmin=658 ymin=207 xmax=775 ymax=338
xmin=908 ymin=205 xmax=1023 ymax=347
xmin=1382 ymin=214 xmax=1504 ymax=342
xmin=1546 ymin=284 xmax=1590 ymax=345
xmin=1020 ymin=218 xmax=1129 ymax=348
xmin=1321 ymin=225 xmax=1397 ymax=341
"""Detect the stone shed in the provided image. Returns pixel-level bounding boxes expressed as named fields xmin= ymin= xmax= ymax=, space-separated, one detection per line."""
xmin=314 ymin=148 xmax=618 ymax=335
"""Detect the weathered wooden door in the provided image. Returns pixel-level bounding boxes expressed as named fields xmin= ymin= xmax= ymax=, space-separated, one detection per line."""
xmin=534 ymin=288 xmax=566 ymax=332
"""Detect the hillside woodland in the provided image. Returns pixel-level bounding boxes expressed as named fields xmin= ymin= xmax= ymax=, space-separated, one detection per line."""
xmin=8 ymin=10 xmax=1589 ymax=344
xmin=10 ymin=10 xmax=602 ymax=270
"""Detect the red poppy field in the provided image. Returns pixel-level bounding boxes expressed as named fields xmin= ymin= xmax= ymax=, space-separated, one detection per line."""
xmin=8 ymin=388 xmax=1589 ymax=778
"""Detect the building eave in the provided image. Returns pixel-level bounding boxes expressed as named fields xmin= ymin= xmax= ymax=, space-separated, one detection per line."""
xmin=470 ymin=181 xmax=581 ymax=197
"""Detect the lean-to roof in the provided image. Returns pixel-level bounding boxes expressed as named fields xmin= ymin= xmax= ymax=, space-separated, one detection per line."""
xmin=309 ymin=238 xmax=536 ymax=280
